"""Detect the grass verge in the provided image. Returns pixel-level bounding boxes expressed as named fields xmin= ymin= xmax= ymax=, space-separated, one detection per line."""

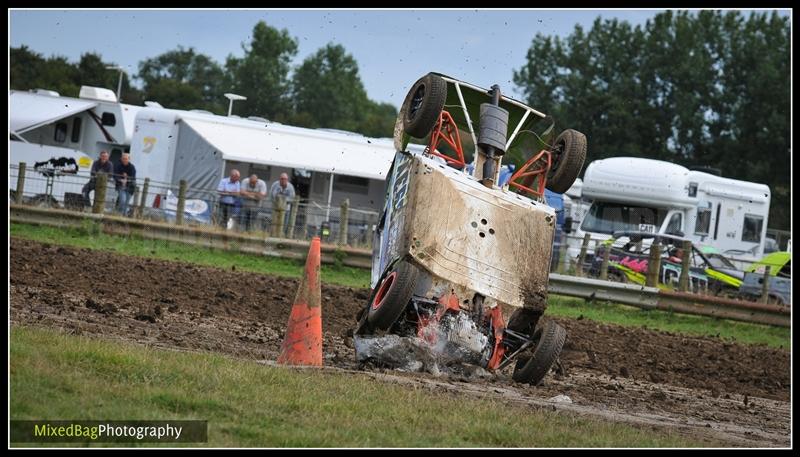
xmin=10 ymin=222 xmax=369 ymax=289
xmin=547 ymin=295 xmax=789 ymax=349
xmin=10 ymin=326 xmax=717 ymax=447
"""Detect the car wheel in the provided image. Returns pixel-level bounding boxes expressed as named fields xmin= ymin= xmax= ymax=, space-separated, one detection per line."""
xmin=546 ymin=129 xmax=586 ymax=194
xmin=401 ymin=73 xmax=447 ymax=138
xmin=367 ymin=261 xmax=420 ymax=331
xmin=512 ymin=320 xmax=567 ymax=385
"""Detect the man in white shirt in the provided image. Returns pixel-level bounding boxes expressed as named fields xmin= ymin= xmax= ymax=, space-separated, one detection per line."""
xmin=240 ymin=174 xmax=267 ymax=231
xmin=217 ymin=169 xmax=241 ymax=228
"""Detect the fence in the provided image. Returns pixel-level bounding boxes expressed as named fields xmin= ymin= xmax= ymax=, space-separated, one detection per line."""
xmin=9 ymin=162 xmax=380 ymax=250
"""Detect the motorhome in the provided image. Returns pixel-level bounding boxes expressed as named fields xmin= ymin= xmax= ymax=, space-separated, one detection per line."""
xmin=10 ymin=87 xmax=141 ymax=168
xmin=561 ymin=177 xmax=590 ymax=235
xmin=566 ymin=157 xmax=771 ymax=268
xmin=10 ymin=87 xmax=142 ymax=204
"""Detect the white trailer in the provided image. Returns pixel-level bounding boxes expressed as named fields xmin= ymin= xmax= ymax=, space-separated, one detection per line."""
xmin=130 ymin=107 xmax=421 ymax=232
xmin=566 ymin=157 xmax=771 ymax=268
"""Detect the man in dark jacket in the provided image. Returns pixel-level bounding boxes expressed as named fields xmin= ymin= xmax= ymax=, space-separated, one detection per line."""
xmin=81 ymin=150 xmax=113 ymax=208
xmin=113 ymin=152 xmax=136 ymax=216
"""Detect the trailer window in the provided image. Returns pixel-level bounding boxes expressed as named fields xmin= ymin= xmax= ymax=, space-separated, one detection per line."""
xmin=694 ymin=207 xmax=711 ymax=235
xmin=665 ymin=213 xmax=683 ymax=235
xmin=581 ymin=202 xmax=668 ymax=235
xmin=71 ymin=117 xmax=82 ymax=143
xmin=54 ymin=122 xmax=67 ymax=143
xmin=101 ymin=112 xmax=116 ymax=126
xmin=742 ymin=214 xmax=763 ymax=243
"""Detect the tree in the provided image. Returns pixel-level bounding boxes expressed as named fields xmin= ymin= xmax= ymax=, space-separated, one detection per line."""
xmin=137 ymin=46 xmax=226 ymax=112
xmin=513 ymin=11 xmax=790 ymax=229
xmin=359 ymin=101 xmax=398 ymax=139
xmin=10 ymin=46 xmax=79 ymax=97
xmin=291 ymin=43 xmax=372 ymax=132
xmin=225 ymin=21 xmax=298 ymax=120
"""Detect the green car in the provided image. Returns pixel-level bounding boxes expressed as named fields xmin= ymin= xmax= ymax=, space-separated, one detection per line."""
xmin=587 ymin=231 xmax=744 ymax=295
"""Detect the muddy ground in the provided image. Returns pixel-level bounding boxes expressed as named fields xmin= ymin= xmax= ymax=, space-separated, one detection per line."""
xmin=9 ymin=238 xmax=791 ymax=447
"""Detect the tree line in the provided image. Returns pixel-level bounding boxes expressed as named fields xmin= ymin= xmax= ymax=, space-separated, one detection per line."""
xmin=10 ymin=21 xmax=398 ymax=139
xmin=513 ymin=10 xmax=790 ymax=229
xmin=11 ymin=12 xmax=790 ymax=228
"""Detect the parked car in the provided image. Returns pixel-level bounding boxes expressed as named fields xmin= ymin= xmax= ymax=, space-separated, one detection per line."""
xmin=586 ymin=231 xmax=744 ymax=295
xmin=738 ymin=251 xmax=791 ymax=306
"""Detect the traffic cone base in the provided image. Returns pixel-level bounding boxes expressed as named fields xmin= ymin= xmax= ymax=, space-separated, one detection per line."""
xmin=277 ymin=237 xmax=323 ymax=366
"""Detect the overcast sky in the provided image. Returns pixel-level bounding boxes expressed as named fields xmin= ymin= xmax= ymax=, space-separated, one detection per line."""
xmin=9 ymin=9 xmax=791 ymax=107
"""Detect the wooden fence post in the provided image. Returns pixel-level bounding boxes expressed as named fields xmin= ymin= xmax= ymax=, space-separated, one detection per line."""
xmin=176 ymin=180 xmax=187 ymax=225
xmin=92 ymin=172 xmax=108 ymax=214
xmin=287 ymin=196 xmax=300 ymax=239
xmin=760 ymin=266 xmax=772 ymax=304
xmin=339 ymin=198 xmax=350 ymax=245
xmin=137 ymin=178 xmax=150 ymax=219
xmin=646 ymin=243 xmax=662 ymax=287
xmin=15 ymin=162 xmax=26 ymax=204
xmin=576 ymin=233 xmax=591 ymax=277
xmin=678 ymin=240 xmax=691 ymax=292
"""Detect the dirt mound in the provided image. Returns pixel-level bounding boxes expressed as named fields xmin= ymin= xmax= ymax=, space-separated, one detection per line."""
xmin=10 ymin=237 xmax=789 ymax=403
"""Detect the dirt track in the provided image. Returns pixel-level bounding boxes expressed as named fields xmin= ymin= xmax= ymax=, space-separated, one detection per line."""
xmin=9 ymin=238 xmax=791 ymax=446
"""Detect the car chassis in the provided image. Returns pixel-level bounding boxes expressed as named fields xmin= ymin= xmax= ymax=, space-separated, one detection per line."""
xmin=354 ymin=73 xmax=586 ymax=384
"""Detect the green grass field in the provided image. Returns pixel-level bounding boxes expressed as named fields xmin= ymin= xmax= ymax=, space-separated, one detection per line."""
xmin=546 ymin=296 xmax=789 ymax=349
xmin=10 ymin=326 xmax=717 ymax=447
xmin=10 ymin=222 xmax=369 ymax=289
xmin=11 ymin=222 xmax=789 ymax=349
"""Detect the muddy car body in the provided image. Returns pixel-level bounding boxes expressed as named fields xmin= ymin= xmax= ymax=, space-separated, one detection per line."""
xmin=354 ymin=73 xmax=586 ymax=384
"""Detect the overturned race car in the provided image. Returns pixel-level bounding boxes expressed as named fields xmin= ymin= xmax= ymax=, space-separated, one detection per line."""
xmin=354 ymin=73 xmax=586 ymax=385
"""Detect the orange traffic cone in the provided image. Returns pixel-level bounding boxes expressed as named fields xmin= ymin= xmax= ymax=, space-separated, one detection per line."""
xmin=277 ymin=237 xmax=323 ymax=366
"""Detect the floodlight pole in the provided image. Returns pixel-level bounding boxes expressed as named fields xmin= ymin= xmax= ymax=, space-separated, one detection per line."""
xmin=224 ymin=93 xmax=247 ymax=117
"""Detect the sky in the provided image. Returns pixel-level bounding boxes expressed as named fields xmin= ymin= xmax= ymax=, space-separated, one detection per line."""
xmin=9 ymin=8 xmax=791 ymax=108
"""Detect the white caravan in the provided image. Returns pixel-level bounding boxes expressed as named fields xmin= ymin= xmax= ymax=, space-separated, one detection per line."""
xmin=566 ymin=157 xmax=771 ymax=268
xmin=9 ymin=87 xmax=142 ymax=203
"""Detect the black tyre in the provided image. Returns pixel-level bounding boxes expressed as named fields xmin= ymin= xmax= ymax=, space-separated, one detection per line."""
xmin=401 ymin=73 xmax=447 ymax=138
xmin=512 ymin=320 xmax=567 ymax=385
xmin=546 ymin=129 xmax=586 ymax=194
xmin=367 ymin=261 xmax=420 ymax=331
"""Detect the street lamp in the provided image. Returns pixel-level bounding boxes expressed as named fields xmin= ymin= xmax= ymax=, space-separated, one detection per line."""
xmin=106 ymin=65 xmax=126 ymax=102
xmin=224 ymin=93 xmax=247 ymax=116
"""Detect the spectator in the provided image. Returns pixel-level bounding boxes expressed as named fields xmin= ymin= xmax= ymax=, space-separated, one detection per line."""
xmin=240 ymin=174 xmax=267 ymax=231
xmin=217 ymin=169 xmax=241 ymax=228
xmin=270 ymin=172 xmax=296 ymax=232
xmin=270 ymin=172 xmax=296 ymax=201
xmin=81 ymin=150 xmax=113 ymax=208
xmin=113 ymin=152 xmax=136 ymax=216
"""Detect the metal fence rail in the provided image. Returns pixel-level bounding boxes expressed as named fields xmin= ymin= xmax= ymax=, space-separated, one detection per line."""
xmin=548 ymin=273 xmax=790 ymax=327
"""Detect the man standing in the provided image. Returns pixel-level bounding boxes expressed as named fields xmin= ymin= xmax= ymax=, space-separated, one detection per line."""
xmin=270 ymin=172 xmax=296 ymax=232
xmin=113 ymin=152 xmax=136 ymax=216
xmin=240 ymin=174 xmax=267 ymax=231
xmin=217 ymin=169 xmax=241 ymax=228
xmin=270 ymin=172 xmax=296 ymax=201
xmin=81 ymin=150 xmax=114 ymax=208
